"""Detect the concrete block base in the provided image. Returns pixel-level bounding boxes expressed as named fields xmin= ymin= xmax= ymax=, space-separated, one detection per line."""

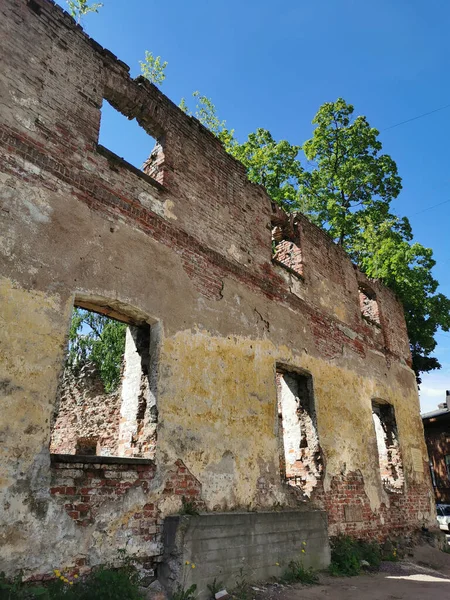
xmin=159 ymin=511 xmax=330 ymax=598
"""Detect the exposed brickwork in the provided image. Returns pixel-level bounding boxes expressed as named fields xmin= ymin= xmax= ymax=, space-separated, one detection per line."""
xmin=372 ymin=401 xmax=404 ymax=493
xmin=50 ymin=458 xmax=156 ymax=527
xmin=312 ymin=471 xmax=433 ymax=540
xmin=48 ymin=455 xmax=204 ymax=580
xmin=50 ymin=364 xmax=121 ymax=456
xmin=359 ymin=288 xmax=381 ymax=326
xmin=276 ymin=371 xmax=322 ymax=496
xmin=163 ymin=459 xmax=205 ymax=508
xmin=273 ymin=240 xmax=304 ymax=277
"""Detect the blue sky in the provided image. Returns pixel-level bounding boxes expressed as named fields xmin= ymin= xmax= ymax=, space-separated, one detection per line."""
xmin=56 ymin=1 xmax=450 ymax=411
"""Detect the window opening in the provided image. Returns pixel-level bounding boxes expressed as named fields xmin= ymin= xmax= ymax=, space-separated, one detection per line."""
xmin=271 ymin=218 xmax=303 ymax=278
xmin=429 ymin=461 xmax=437 ymax=488
xmin=99 ymin=99 xmax=163 ymax=182
xmin=50 ymin=305 xmax=157 ymax=459
xmin=372 ymin=400 xmax=404 ymax=492
xmin=276 ymin=367 xmax=321 ymax=496
xmin=359 ymin=285 xmax=380 ymax=326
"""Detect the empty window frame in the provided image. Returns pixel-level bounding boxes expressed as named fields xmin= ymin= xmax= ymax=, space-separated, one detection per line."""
xmin=276 ymin=367 xmax=321 ymax=496
xmin=272 ymin=219 xmax=304 ymax=278
xmin=359 ymin=285 xmax=380 ymax=326
xmin=372 ymin=400 xmax=404 ymax=492
xmin=98 ymin=99 xmax=165 ymax=184
xmin=50 ymin=304 xmax=158 ymax=459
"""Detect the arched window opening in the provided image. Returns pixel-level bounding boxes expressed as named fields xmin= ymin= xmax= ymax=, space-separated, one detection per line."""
xmin=50 ymin=301 xmax=159 ymax=459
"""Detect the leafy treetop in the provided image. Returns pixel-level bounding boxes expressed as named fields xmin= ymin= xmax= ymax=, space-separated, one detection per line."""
xmin=66 ymin=0 xmax=103 ymax=24
xmin=140 ymin=51 xmax=168 ymax=86
xmin=301 ymin=98 xmax=402 ymax=246
xmin=67 ymin=308 xmax=126 ymax=393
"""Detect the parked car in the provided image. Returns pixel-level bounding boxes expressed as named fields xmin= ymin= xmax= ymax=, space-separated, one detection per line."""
xmin=436 ymin=504 xmax=450 ymax=531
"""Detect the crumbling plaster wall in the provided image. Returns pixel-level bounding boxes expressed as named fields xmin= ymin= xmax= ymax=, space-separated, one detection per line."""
xmin=0 ymin=0 xmax=435 ymax=578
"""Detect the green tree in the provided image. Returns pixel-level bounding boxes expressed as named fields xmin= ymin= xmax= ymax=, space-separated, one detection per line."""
xmin=67 ymin=308 xmax=127 ymax=392
xmin=300 ymin=98 xmax=402 ymax=246
xmin=354 ymin=214 xmax=450 ymax=380
xmin=300 ymin=99 xmax=449 ymax=381
xmin=140 ymin=51 xmax=168 ymax=86
xmin=180 ymin=91 xmax=236 ymax=147
xmin=66 ymin=0 xmax=103 ymax=24
xmin=230 ymin=129 xmax=303 ymax=212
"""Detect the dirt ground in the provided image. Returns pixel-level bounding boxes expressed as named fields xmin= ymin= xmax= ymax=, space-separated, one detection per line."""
xmin=253 ymin=545 xmax=450 ymax=600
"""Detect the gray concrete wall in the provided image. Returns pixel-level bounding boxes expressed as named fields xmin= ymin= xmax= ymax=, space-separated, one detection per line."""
xmin=159 ymin=511 xmax=330 ymax=598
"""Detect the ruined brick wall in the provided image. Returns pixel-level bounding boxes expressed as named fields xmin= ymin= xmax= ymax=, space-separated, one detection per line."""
xmin=49 ymin=456 xmax=202 ymax=573
xmin=50 ymin=364 xmax=121 ymax=456
xmin=313 ymin=471 xmax=433 ymax=539
xmin=423 ymin=416 xmax=450 ymax=503
xmin=0 ymin=0 xmax=435 ymax=581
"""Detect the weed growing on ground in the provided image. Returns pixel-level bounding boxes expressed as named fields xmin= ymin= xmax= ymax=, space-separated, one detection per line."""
xmin=329 ymin=535 xmax=382 ymax=576
xmin=0 ymin=571 xmax=48 ymax=599
xmin=231 ymin=567 xmax=250 ymax=600
xmin=0 ymin=550 xmax=143 ymax=599
xmin=280 ymin=559 xmax=318 ymax=585
xmin=171 ymin=583 xmax=197 ymax=600
xmin=383 ymin=547 xmax=399 ymax=562
xmin=207 ymin=577 xmax=224 ymax=599
xmin=170 ymin=561 xmax=198 ymax=600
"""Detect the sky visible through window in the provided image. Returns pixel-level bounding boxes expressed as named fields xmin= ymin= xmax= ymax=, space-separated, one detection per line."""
xmin=99 ymin=100 xmax=155 ymax=170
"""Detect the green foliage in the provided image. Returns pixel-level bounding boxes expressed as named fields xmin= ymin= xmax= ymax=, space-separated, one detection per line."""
xmin=140 ymin=51 xmax=168 ymax=86
xmin=66 ymin=0 xmax=103 ymax=23
xmin=65 ymin=566 xmax=142 ymax=600
xmin=300 ymin=98 xmax=402 ymax=246
xmin=207 ymin=577 xmax=224 ymax=599
xmin=171 ymin=583 xmax=197 ymax=600
xmin=280 ymin=559 xmax=318 ymax=585
xmin=180 ymin=496 xmax=199 ymax=516
xmin=299 ymin=98 xmax=449 ymax=381
xmin=0 ymin=571 xmax=48 ymax=599
xmin=232 ymin=568 xmax=250 ymax=600
xmin=229 ymin=129 xmax=303 ymax=212
xmin=0 ymin=565 xmax=142 ymax=600
xmin=329 ymin=535 xmax=381 ymax=577
xmin=179 ymin=92 xmax=236 ymax=148
xmin=66 ymin=308 xmax=126 ymax=393
xmin=358 ymin=540 xmax=382 ymax=568
xmin=329 ymin=536 xmax=361 ymax=576
xmin=354 ymin=214 xmax=450 ymax=381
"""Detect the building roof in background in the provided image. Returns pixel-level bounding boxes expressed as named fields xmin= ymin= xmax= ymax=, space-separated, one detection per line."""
xmin=422 ymin=407 xmax=450 ymax=420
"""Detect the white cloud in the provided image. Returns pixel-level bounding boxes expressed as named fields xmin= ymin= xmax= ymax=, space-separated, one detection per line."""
xmin=420 ymin=386 xmax=446 ymax=398
xmin=419 ymin=369 xmax=449 ymax=413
